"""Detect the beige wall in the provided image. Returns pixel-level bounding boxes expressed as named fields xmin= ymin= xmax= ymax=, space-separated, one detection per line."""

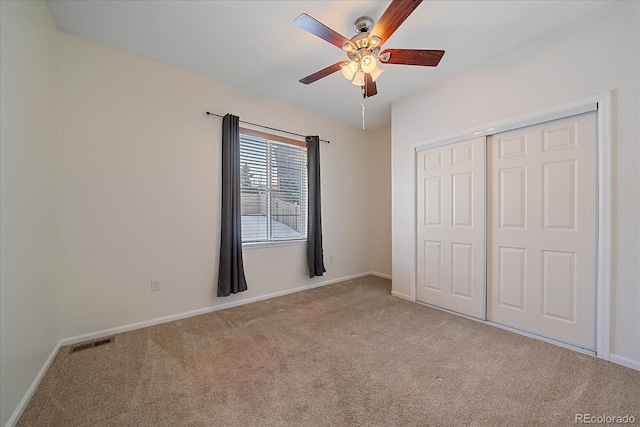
xmin=391 ymin=1 xmax=640 ymax=364
xmin=55 ymin=32 xmax=385 ymax=338
xmin=0 ymin=2 xmax=389 ymax=423
xmin=368 ymin=126 xmax=392 ymax=277
xmin=0 ymin=2 xmax=62 ymax=425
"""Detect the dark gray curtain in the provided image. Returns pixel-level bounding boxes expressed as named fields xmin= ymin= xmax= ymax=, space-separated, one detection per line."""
xmin=306 ymin=136 xmax=326 ymax=278
xmin=218 ymin=114 xmax=247 ymax=296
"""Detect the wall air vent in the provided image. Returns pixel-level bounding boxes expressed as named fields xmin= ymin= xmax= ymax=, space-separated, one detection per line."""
xmin=69 ymin=336 xmax=114 ymax=353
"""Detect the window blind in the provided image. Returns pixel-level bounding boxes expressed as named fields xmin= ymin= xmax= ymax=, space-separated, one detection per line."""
xmin=240 ymin=133 xmax=308 ymax=243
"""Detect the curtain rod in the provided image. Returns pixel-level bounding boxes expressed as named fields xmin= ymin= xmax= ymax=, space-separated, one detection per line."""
xmin=205 ymin=112 xmax=330 ymax=144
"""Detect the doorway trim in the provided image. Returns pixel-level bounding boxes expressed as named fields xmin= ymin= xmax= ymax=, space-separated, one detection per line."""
xmin=411 ymin=91 xmax=612 ymax=360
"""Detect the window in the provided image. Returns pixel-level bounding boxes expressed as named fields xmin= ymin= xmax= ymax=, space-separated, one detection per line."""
xmin=239 ymin=129 xmax=308 ymax=243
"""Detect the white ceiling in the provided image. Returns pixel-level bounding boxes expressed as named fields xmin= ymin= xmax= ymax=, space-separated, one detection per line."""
xmin=46 ymin=0 xmax=611 ymax=131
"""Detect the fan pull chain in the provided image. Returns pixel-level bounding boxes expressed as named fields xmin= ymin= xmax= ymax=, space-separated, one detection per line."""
xmin=361 ymin=102 xmax=365 ymax=130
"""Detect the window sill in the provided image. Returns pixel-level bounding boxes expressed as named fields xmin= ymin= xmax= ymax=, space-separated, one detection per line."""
xmin=242 ymin=239 xmax=307 ymax=250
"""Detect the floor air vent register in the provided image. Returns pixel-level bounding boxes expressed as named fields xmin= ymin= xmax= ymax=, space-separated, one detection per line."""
xmin=69 ymin=337 xmax=115 ymax=354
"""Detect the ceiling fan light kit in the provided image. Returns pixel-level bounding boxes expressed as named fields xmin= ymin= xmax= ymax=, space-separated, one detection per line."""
xmin=341 ymin=60 xmax=359 ymax=80
xmin=370 ymin=66 xmax=384 ymax=82
xmin=352 ymin=71 xmax=365 ymax=87
xmin=294 ymin=0 xmax=445 ymax=99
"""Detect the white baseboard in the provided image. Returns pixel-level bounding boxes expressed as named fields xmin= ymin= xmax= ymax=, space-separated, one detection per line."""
xmin=609 ymin=353 xmax=640 ymax=371
xmin=60 ymin=272 xmax=374 ymax=346
xmin=17 ymin=271 xmax=632 ymax=427
xmin=370 ymin=271 xmax=392 ymax=280
xmin=7 ymin=272 xmax=376 ymax=427
xmin=5 ymin=341 xmax=61 ymax=427
xmin=391 ymin=290 xmax=412 ymax=301
xmin=415 ymin=300 xmax=640 ymax=369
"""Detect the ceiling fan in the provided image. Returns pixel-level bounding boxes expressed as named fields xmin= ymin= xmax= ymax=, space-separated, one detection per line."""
xmin=294 ymin=0 xmax=444 ymax=99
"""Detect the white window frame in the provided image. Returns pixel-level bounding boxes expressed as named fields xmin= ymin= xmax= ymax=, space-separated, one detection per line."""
xmin=239 ymin=127 xmax=308 ymax=248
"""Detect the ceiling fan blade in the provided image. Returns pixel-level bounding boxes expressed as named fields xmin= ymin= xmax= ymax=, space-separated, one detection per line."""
xmin=362 ymin=73 xmax=378 ymax=98
xmin=380 ymin=49 xmax=445 ymax=66
xmin=294 ymin=13 xmax=351 ymax=49
xmin=299 ymin=62 xmax=345 ymax=85
xmin=371 ymin=0 xmax=423 ymax=44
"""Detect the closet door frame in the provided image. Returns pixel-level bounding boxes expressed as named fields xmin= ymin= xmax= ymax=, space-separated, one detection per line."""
xmin=410 ymin=91 xmax=612 ymax=361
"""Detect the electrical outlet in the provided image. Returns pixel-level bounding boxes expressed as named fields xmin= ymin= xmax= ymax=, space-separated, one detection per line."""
xmin=151 ymin=280 xmax=160 ymax=292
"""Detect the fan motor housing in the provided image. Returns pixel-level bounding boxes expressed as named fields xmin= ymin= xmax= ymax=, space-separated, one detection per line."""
xmin=354 ymin=16 xmax=374 ymax=33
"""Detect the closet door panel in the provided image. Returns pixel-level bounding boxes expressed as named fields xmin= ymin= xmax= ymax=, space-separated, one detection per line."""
xmin=487 ymin=112 xmax=596 ymax=350
xmin=416 ymin=137 xmax=485 ymax=319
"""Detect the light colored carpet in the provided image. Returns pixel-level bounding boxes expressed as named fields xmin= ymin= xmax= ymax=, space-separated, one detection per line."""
xmin=18 ymin=276 xmax=640 ymax=426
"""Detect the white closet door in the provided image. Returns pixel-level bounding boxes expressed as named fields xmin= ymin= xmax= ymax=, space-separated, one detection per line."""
xmin=487 ymin=112 xmax=596 ymax=349
xmin=416 ymin=137 xmax=485 ymax=319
